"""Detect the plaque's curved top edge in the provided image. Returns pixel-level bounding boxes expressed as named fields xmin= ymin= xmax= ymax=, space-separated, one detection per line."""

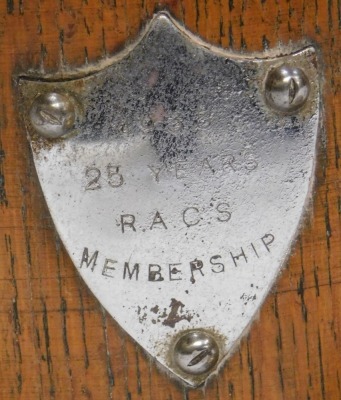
xmin=18 ymin=11 xmax=317 ymax=83
xmin=154 ymin=12 xmax=316 ymax=61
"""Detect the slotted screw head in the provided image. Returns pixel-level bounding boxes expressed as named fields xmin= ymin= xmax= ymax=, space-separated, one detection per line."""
xmin=29 ymin=92 xmax=76 ymax=139
xmin=265 ymin=65 xmax=310 ymax=113
xmin=173 ymin=331 xmax=219 ymax=375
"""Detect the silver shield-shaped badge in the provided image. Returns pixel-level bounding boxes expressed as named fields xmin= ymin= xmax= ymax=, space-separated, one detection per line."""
xmin=19 ymin=13 xmax=320 ymax=386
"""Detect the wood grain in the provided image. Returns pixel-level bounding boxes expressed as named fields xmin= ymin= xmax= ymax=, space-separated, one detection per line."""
xmin=0 ymin=1 xmax=340 ymax=399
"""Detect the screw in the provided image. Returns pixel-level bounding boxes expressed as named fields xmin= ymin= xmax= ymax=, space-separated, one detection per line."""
xmin=29 ymin=92 xmax=77 ymax=139
xmin=265 ymin=65 xmax=310 ymax=113
xmin=173 ymin=331 xmax=219 ymax=375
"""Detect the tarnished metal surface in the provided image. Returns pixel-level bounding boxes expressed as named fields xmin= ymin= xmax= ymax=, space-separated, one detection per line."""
xmin=19 ymin=13 xmax=320 ymax=386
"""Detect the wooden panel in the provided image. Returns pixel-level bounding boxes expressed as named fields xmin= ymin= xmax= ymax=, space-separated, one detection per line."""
xmin=0 ymin=1 xmax=340 ymax=399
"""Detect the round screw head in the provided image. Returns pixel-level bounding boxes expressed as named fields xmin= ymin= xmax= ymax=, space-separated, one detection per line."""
xmin=29 ymin=92 xmax=76 ymax=139
xmin=173 ymin=331 xmax=219 ymax=375
xmin=265 ymin=65 xmax=310 ymax=113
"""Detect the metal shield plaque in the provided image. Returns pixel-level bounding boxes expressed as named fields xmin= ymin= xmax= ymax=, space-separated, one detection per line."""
xmin=19 ymin=13 xmax=320 ymax=386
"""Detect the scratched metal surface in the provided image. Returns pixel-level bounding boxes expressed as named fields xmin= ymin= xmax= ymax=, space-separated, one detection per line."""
xmin=19 ymin=13 xmax=319 ymax=386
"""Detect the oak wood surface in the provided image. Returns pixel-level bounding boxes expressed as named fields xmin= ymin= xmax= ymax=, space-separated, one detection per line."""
xmin=0 ymin=1 xmax=340 ymax=399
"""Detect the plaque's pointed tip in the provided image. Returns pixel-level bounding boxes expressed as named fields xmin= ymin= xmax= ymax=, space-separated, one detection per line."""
xmin=150 ymin=11 xmax=177 ymax=29
xmin=143 ymin=11 xmax=184 ymax=44
xmin=152 ymin=10 xmax=173 ymax=21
